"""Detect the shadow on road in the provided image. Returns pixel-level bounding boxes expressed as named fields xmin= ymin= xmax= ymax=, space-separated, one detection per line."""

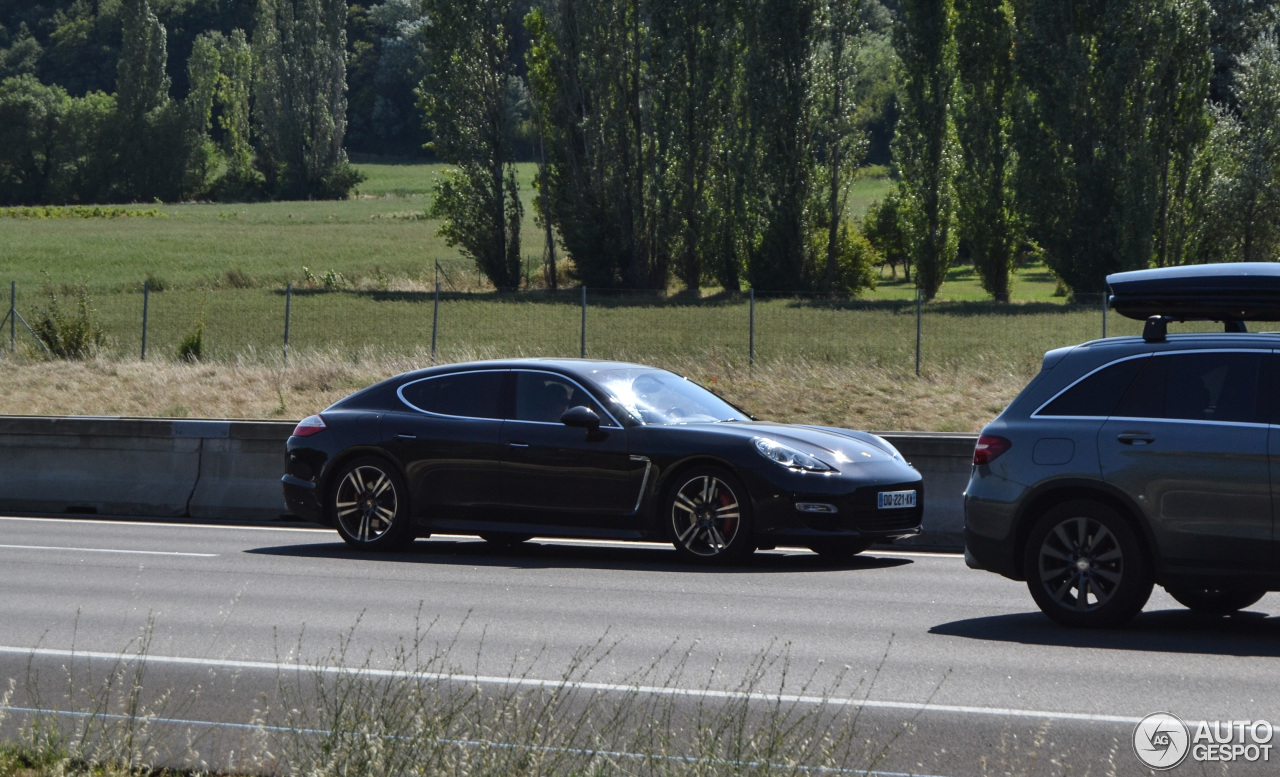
xmin=930 ymin=609 xmax=1280 ymax=657
xmin=245 ymin=537 xmax=913 ymax=574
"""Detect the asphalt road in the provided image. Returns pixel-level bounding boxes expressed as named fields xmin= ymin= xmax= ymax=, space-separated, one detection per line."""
xmin=2 ymin=514 xmax=1278 ymax=776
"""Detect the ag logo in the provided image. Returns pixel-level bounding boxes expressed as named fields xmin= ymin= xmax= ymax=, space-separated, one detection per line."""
xmin=1133 ymin=712 xmax=1190 ymax=769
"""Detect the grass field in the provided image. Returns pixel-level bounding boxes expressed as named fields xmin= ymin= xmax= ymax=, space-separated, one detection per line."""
xmin=0 ymin=162 xmax=1155 ymax=429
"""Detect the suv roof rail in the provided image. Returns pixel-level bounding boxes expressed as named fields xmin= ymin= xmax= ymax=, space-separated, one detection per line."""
xmin=1108 ymin=263 xmax=1280 ymax=342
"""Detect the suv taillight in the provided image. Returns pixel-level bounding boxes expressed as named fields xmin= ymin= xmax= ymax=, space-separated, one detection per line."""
xmin=973 ymin=435 xmax=1011 ymax=465
xmin=292 ymin=414 xmax=327 ymax=437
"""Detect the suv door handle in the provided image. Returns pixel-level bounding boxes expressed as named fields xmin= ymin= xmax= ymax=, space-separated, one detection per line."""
xmin=1117 ymin=433 xmax=1154 ymax=445
xmin=507 ymin=441 xmax=530 ymax=448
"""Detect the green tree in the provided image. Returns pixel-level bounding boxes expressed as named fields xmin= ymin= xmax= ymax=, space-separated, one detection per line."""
xmin=115 ymin=0 xmax=171 ymax=200
xmin=526 ymin=0 xmax=664 ymax=289
xmin=812 ymin=0 xmax=870 ymax=293
xmin=1195 ymin=34 xmax=1280 ymax=262
xmin=862 ymin=189 xmax=910 ymax=279
xmin=253 ymin=0 xmax=362 ymax=199
xmin=744 ymin=0 xmax=816 ymax=291
xmin=953 ymin=0 xmax=1015 ymax=301
xmin=647 ymin=0 xmax=741 ymax=293
xmin=894 ymin=0 xmax=958 ymax=300
xmin=1012 ymin=0 xmax=1211 ymax=293
xmin=420 ymin=0 xmax=525 ymax=290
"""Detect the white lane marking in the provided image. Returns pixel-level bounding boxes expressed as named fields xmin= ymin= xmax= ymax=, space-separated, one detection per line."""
xmin=0 ymin=544 xmax=216 ymax=558
xmin=0 ymin=515 xmax=324 ymax=533
xmin=0 ymin=645 xmax=1140 ymax=726
xmin=0 ymin=517 xmax=966 ymax=558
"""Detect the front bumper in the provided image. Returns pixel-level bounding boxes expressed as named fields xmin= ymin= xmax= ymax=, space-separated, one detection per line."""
xmin=747 ymin=467 xmax=924 ymax=545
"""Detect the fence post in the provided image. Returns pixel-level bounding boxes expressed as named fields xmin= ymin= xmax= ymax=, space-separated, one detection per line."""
xmin=1101 ymin=292 xmax=1108 ymax=338
xmin=9 ymin=281 xmax=14 ymax=353
xmin=749 ymin=289 xmax=755 ymax=367
xmin=915 ymin=288 xmax=922 ymax=377
xmin=283 ymin=282 xmax=292 ymax=364
xmin=431 ymin=281 xmax=440 ymax=364
xmin=580 ymin=286 xmax=587 ymax=358
xmin=140 ymin=279 xmax=149 ymax=360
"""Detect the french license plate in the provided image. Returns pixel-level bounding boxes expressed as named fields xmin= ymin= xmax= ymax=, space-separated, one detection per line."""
xmin=877 ymin=490 xmax=916 ymax=509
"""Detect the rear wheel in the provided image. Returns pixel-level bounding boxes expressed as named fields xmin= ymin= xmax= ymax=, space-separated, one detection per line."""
xmin=331 ymin=457 xmax=414 ymax=551
xmin=1165 ymin=585 xmax=1266 ymax=615
xmin=807 ymin=537 xmax=874 ymax=558
xmin=1023 ymin=500 xmax=1152 ymax=628
xmin=666 ymin=467 xmax=755 ymax=564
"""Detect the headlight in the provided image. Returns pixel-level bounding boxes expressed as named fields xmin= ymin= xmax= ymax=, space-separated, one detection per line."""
xmin=753 ymin=437 xmax=834 ymax=472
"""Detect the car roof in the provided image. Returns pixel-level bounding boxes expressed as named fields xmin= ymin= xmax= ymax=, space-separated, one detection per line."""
xmin=401 ymin=357 xmax=653 ymax=379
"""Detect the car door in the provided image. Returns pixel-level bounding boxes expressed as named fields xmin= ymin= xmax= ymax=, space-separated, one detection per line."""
xmin=499 ymin=370 xmax=648 ymax=525
xmin=1098 ymin=350 xmax=1273 ymax=574
xmin=381 ymin=369 xmax=509 ymax=520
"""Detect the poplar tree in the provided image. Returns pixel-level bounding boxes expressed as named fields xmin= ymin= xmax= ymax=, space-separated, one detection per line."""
xmin=894 ymin=0 xmax=958 ymax=300
xmin=953 ymin=0 xmax=1016 ymax=301
xmin=116 ymin=0 xmax=170 ymax=199
xmin=421 ymin=0 xmax=525 ymax=290
xmin=253 ymin=0 xmax=360 ymax=199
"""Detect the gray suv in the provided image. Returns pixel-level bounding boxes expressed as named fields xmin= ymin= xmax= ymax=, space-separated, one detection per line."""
xmin=965 ymin=263 xmax=1279 ymax=627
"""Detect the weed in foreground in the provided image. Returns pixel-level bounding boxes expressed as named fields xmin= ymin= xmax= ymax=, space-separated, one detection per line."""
xmin=2 ymin=613 xmax=940 ymax=776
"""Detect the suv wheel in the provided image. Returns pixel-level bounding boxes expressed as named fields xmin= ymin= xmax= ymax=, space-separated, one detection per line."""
xmin=1023 ymin=500 xmax=1152 ymax=628
xmin=1165 ymin=585 xmax=1266 ymax=615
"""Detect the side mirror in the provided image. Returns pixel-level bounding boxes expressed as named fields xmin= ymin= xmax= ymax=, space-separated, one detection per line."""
xmin=560 ymin=405 xmax=601 ymax=433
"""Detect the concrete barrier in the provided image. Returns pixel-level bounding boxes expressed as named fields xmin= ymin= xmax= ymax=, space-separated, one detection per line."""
xmin=0 ymin=416 xmax=976 ymax=547
xmin=0 ymin=416 xmax=294 ymax=521
xmin=879 ymin=432 xmax=976 ymax=550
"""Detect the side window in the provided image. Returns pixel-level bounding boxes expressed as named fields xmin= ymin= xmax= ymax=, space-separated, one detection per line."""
xmin=1161 ymin=352 xmax=1264 ymax=424
xmin=513 ymin=372 xmax=609 ymax=424
xmin=1037 ymin=357 xmax=1147 ymax=418
xmin=400 ymin=371 xmax=506 ymax=419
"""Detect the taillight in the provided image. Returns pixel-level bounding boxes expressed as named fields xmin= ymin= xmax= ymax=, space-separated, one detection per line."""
xmin=292 ymin=414 xmax=327 ymax=437
xmin=973 ymin=435 xmax=1011 ymax=465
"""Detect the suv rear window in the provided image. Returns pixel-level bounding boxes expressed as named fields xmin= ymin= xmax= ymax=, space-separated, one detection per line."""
xmin=1114 ymin=351 xmax=1267 ymax=424
xmin=1037 ymin=356 xmax=1147 ymax=418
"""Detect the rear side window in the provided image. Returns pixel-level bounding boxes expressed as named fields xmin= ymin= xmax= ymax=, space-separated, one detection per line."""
xmin=1037 ymin=356 xmax=1147 ymax=418
xmin=1114 ymin=351 xmax=1266 ymax=424
xmin=399 ymin=371 xmax=506 ymax=419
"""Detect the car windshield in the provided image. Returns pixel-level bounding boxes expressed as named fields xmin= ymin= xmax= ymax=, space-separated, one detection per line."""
xmin=594 ymin=368 xmax=749 ymax=425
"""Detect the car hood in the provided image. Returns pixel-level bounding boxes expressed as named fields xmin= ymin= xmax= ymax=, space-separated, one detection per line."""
xmin=673 ymin=421 xmax=904 ymax=466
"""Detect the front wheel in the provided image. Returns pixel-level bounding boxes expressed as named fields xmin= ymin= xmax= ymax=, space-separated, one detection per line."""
xmin=1023 ymin=500 xmax=1152 ymax=628
xmin=666 ymin=467 xmax=755 ymax=564
xmin=331 ymin=457 xmax=414 ymax=551
xmin=1165 ymin=585 xmax=1266 ymax=615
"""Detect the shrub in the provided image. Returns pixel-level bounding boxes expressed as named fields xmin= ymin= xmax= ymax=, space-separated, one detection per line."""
xmin=176 ymin=321 xmax=205 ymax=362
xmin=224 ymin=267 xmax=255 ymax=288
xmin=30 ymin=285 xmax=107 ymax=359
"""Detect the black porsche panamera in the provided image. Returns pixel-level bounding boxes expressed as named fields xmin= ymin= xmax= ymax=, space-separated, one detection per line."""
xmin=282 ymin=358 xmax=924 ymax=563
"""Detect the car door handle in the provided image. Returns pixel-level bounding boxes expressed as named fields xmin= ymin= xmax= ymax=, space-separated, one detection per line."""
xmin=507 ymin=441 xmax=530 ymax=448
xmin=1117 ymin=433 xmax=1154 ymax=445
xmin=396 ymin=433 xmax=416 ymax=439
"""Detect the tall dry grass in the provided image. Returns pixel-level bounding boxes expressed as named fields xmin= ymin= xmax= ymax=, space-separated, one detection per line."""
xmin=0 ymin=349 xmax=1025 ymax=431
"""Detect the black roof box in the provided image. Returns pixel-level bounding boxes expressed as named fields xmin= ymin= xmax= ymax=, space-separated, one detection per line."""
xmin=1107 ymin=263 xmax=1280 ymax=323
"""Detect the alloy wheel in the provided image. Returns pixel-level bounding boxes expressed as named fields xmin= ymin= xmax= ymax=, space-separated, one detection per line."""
xmin=335 ymin=465 xmax=400 ymax=544
xmin=670 ymin=473 xmax=744 ymax=559
xmin=1036 ymin=515 xmax=1124 ymax=612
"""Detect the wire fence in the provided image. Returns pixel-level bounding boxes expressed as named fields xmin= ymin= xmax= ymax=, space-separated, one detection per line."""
xmin=1 ymin=280 xmax=1149 ymax=375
